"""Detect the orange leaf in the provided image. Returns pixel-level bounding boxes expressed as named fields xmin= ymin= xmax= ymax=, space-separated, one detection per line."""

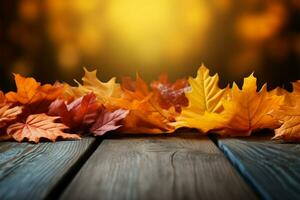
xmin=7 ymin=113 xmax=80 ymax=143
xmin=5 ymin=74 xmax=64 ymax=116
xmin=220 ymin=74 xmax=284 ymax=136
xmin=6 ymin=74 xmax=64 ymax=105
xmin=0 ymin=105 xmax=23 ymax=128
xmin=121 ymin=74 xmax=150 ymax=100
xmin=0 ymin=91 xmax=23 ymax=128
xmin=115 ymin=75 xmax=176 ymax=133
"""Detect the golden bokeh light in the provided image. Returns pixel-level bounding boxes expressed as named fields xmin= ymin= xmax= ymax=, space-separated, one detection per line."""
xmin=1 ymin=0 xmax=299 ymax=89
xmin=45 ymin=0 xmax=212 ymax=75
xmin=104 ymin=0 xmax=210 ymax=65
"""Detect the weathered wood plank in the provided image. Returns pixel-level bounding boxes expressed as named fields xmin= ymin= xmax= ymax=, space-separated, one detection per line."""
xmin=61 ymin=133 xmax=257 ymax=200
xmin=216 ymin=136 xmax=300 ymax=200
xmin=0 ymin=137 xmax=98 ymax=200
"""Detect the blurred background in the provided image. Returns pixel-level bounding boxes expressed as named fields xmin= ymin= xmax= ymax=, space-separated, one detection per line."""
xmin=0 ymin=0 xmax=299 ymax=91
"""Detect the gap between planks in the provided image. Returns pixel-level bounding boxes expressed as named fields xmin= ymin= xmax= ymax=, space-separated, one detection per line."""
xmin=45 ymin=137 xmax=102 ymax=200
xmin=60 ymin=132 xmax=258 ymax=200
xmin=211 ymin=134 xmax=300 ymax=200
xmin=0 ymin=137 xmax=102 ymax=200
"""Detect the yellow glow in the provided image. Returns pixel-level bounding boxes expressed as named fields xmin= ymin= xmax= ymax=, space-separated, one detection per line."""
xmin=104 ymin=0 xmax=211 ymax=65
xmin=46 ymin=0 xmax=212 ymax=74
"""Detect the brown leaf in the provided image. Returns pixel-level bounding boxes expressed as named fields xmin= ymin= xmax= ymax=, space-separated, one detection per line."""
xmin=7 ymin=113 xmax=80 ymax=143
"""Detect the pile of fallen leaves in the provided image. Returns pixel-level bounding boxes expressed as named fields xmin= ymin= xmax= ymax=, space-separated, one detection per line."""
xmin=0 ymin=65 xmax=299 ymax=143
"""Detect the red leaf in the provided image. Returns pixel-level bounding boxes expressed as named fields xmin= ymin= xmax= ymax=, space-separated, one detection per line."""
xmin=48 ymin=93 xmax=101 ymax=130
xmin=151 ymin=74 xmax=190 ymax=112
xmin=90 ymin=109 xmax=129 ymax=136
xmin=7 ymin=113 xmax=80 ymax=143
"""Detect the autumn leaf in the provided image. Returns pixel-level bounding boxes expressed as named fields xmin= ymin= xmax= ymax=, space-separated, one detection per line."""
xmin=115 ymin=75 xmax=176 ymax=133
xmin=0 ymin=105 xmax=23 ymax=128
xmin=173 ymin=65 xmax=229 ymax=133
xmin=48 ymin=93 xmax=101 ymax=131
xmin=7 ymin=113 xmax=80 ymax=143
xmin=270 ymin=81 xmax=300 ymax=141
xmin=293 ymin=81 xmax=300 ymax=93
xmin=120 ymin=100 xmax=176 ymax=133
xmin=120 ymin=74 xmax=150 ymax=101
xmin=90 ymin=109 xmax=129 ymax=136
xmin=5 ymin=74 xmax=64 ymax=114
xmin=0 ymin=91 xmax=23 ymax=141
xmin=151 ymin=74 xmax=189 ymax=112
xmin=0 ymin=91 xmax=23 ymax=128
xmin=220 ymin=74 xmax=284 ymax=136
xmin=270 ymin=103 xmax=300 ymax=141
xmin=64 ymin=68 xmax=123 ymax=106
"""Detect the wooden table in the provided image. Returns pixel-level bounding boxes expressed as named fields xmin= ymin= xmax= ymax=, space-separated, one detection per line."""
xmin=0 ymin=131 xmax=299 ymax=200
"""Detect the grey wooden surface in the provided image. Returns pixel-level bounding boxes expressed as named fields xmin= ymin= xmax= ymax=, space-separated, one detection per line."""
xmin=0 ymin=137 xmax=97 ymax=200
xmin=61 ymin=133 xmax=257 ymax=200
xmin=216 ymin=137 xmax=300 ymax=200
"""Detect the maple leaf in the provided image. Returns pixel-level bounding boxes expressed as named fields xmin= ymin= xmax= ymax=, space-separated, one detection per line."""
xmin=293 ymin=81 xmax=300 ymax=93
xmin=270 ymin=103 xmax=300 ymax=141
xmin=7 ymin=113 xmax=80 ymax=143
xmin=0 ymin=91 xmax=23 ymax=141
xmin=0 ymin=105 xmax=23 ymax=128
xmin=5 ymin=74 xmax=64 ymax=114
xmin=120 ymin=99 xmax=176 ymax=133
xmin=151 ymin=74 xmax=189 ymax=112
xmin=269 ymin=81 xmax=300 ymax=141
xmin=173 ymin=65 xmax=229 ymax=133
xmin=220 ymin=74 xmax=284 ymax=136
xmin=48 ymin=93 xmax=101 ymax=131
xmin=113 ymin=75 xmax=176 ymax=133
xmin=120 ymin=74 xmax=150 ymax=100
xmin=64 ymin=68 xmax=123 ymax=106
xmin=90 ymin=109 xmax=129 ymax=136
xmin=0 ymin=91 xmax=23 ymax=128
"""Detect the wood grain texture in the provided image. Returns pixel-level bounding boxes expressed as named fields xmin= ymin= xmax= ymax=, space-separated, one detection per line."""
xmin=61 ymin=133 xmax=257 ymax=200
xmin=0 ymin=137 xmax=97 ymax=200
xmin=216 ymin=137 xmax=300 ymax=200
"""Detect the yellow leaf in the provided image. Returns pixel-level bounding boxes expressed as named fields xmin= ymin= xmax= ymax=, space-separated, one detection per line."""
xmin=271 ymin=103 xmax=300 ymax=141
xmin=65 ymin=68 xmax=123 ymax=106
xmin=220 ymin=74 xmax=284 ymax=136
xmin=270 ymin=81 xmax=300 ymax=141
xmin=173 ymin=64 xmax=229 ymax=133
